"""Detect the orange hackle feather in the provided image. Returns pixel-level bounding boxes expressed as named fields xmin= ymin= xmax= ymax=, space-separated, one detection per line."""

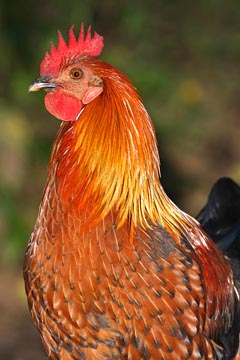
xmin=24 ymin=24 xmax=239 ymax=359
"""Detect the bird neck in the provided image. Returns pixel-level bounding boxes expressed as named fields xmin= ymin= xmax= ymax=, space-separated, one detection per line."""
xmin=49 ymin=64 xmax=192 ymax=236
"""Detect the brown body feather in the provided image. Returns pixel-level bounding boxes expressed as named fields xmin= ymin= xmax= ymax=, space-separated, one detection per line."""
xmin=25 ymin=56 xmax=238 ymax=359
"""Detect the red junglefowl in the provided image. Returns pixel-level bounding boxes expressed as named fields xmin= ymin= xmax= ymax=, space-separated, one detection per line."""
xmin=25 ymin=24 xmax=240 ymax=359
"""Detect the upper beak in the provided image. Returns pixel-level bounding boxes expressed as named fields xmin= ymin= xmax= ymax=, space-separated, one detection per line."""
xmin=28 ymin=76 xmax=60 ymax=92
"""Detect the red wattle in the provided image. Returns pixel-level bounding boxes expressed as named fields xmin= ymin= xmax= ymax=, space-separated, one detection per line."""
xmin=44 ymin=89 xmax=83 ymax=121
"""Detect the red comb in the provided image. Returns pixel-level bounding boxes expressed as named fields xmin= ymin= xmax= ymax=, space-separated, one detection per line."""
xmin=40 ymin=24 xmax=104 ymax=76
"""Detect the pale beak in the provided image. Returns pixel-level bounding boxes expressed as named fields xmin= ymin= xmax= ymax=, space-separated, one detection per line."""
xmin=29 ymin=76 xmax=60 ymax=92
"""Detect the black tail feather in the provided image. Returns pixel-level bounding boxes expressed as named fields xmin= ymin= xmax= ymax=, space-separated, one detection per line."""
xmin=197 ymin=177 xmax=240 ymax=359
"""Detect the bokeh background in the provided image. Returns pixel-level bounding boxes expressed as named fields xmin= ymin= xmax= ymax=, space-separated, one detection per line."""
xmin=0 ymin=1 xmax=239 ymax=358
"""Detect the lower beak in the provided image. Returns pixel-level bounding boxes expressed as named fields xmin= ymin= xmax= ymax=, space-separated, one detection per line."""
xmin=29 ymin=76 xmax=60 ymax=92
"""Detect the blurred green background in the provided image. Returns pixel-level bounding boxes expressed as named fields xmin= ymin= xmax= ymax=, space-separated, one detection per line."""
xmin=0 ymin=0 xmax=239 ymax=358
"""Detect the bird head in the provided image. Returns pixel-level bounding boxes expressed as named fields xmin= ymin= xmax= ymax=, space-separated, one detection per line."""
xmin=29 ymin=24 xmax=104 ymax=121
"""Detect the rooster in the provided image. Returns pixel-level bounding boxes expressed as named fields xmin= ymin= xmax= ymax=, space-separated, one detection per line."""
xmin=25 ymin=24 xmax=240 ymax=359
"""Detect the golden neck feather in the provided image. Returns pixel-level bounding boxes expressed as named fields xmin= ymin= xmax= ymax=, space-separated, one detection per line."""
xmin=50 ymin=61 xmax=194 ymax=235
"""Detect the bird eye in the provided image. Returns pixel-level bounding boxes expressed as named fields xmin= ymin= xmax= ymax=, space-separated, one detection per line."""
xmin=70 ymin=68 xmax=83 ymax=80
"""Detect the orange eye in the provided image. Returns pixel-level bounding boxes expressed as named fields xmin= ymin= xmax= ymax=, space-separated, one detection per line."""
xmin=70 ymin=68 xmax=83 ymax=80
